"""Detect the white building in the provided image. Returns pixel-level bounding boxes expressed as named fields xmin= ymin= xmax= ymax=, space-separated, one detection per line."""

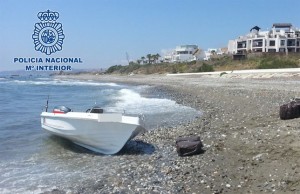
xmin=163 ymin=45 xmax=200 ymax=62
xmin=204 ymin=48 xmax=225 ymax=60
xmin=228 ymin=23 xmax=300 ymax=54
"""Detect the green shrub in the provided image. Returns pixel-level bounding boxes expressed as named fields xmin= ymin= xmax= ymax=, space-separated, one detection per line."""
xmin=198 ymin=63 xmax=214 ymax=72
xmin=257 ymin=58 xmax=298 ymax=69
xmin=105 ymin=65 xmax=123 ymax=73
xmin=171 ymin=63 xmax=188 ymax=73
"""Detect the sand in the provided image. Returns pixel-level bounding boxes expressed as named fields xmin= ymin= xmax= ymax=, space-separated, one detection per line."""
xmin=54 ymin=72 xmax=300 ymax=193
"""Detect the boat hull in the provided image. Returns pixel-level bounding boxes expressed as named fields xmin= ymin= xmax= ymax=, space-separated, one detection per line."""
xmin=41 ymin=112 xmax=145 ymax=154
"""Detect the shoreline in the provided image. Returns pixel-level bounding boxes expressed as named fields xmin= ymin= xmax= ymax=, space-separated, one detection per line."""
xmin=54 ymin=73 xmax=300 ymax=193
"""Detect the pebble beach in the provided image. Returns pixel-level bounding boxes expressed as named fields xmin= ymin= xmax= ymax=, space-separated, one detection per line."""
xmin=53 ymin=72 xmax=300 ymax=193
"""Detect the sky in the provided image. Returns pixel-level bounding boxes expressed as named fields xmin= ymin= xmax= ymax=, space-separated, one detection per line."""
xmin=0 ymin=0 xmax=300 ymax=71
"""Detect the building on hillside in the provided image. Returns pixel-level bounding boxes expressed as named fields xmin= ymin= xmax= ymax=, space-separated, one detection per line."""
xmin=163 ymin=45 xmax=227 ymax=62
xmin=203 ymin=48 xmax=225 ymax=61
xmin=228 ymin=23 xmax=300 ymax=54
xmin=163 ymin=45 xmax=201 ymax=63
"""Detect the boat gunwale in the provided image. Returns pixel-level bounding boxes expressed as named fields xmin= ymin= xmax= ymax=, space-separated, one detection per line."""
xmin=41 ymin=112 xmax=143 ymax=126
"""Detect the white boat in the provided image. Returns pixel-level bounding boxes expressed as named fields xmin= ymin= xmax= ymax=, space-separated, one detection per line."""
xmin=41 ymin=106 xmax=146 ymax=154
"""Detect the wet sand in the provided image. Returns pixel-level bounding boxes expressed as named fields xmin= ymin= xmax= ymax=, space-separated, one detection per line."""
xmin=54 ymin=73 xmax=300 ymax=193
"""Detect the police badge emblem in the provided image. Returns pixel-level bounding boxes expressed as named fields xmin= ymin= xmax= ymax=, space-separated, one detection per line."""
xmin=32 ymin=10 xmax=65 ymax=55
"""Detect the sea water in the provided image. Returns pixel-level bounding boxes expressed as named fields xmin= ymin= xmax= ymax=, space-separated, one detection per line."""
xmin=0 ymin=75 xmax=200 ymax=193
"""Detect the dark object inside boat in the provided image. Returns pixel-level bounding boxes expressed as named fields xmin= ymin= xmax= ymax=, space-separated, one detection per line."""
xmin=86 ymin=106 xmax=104 ymax=114
xmin=53 ymin=106 xmax=72 ymax=114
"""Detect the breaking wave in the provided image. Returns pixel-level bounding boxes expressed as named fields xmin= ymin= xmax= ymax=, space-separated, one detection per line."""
xmin=10 ymin=79 xmax=120 ymax=87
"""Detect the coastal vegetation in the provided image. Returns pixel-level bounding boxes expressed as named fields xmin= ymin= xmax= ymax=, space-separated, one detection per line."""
xmin=256 ymin=57 xmax=298 ymax=69
xmin=105 ymin=53 xmax=300 ymax=75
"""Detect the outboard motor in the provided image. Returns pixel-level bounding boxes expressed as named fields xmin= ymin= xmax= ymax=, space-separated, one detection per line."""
xmin=53 ymin=106 xmax=72 ymax=114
